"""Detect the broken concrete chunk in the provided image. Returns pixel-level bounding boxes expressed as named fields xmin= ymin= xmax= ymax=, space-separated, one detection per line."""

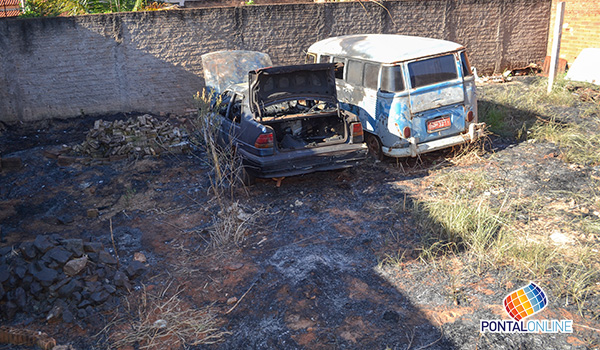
xmin=104 ymin=284 xmax=116 ymax=294
xmin=43 ymin=247 xmax=73 ymax=265
xmin=14 ymin=287 xmax=27 ymax=309
xmin=33 ymin=235 xmax=54 ymax=254
xmin=90 ymin=290 xmax=109 ymax=304
xmin=63 ymin=256 xmax=88 ymax=276
xmin=46 ymin=304 xmax=64 ymax=321
xmin=133 ymin=252 xmax=146 ymax=263
xmin=20 ymin=242 xmax=37 ymax=260
xmin=0 ymin=265 xmax=9 ymax=283
xmin=98 ymin=251 xmax=117 ymax=265
xmin=61 ymin=239 xmax=84 ymax=257
xmin=83 ymin=242 xmax=103 ymax=253
xmin=15 ymin=266 xmax=26 ymax=279
xmin=62 ymin=309 xmax=74 ymax=323
xmin=33 ymin=266 xmax=58 ymax=286
xmin=58 ymin=279 xmax=82 ymax=298
xmin=125 ymin=260 xmax=146 ymax=279
xmin=56 ymin=215 xmax=74 ymax=225
xmin=225 ymin=263 xmax=244 ymax=272
xmin=113 ymin=270 xmax=131 ymax=290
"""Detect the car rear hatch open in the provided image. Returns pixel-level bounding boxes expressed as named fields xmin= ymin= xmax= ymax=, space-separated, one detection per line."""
xmin=248 ymin=63 xmax=338 ymax=117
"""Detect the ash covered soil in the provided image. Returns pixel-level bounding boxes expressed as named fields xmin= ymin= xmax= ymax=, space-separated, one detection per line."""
xmin=1 ymin=80 xmax=599 ymax=350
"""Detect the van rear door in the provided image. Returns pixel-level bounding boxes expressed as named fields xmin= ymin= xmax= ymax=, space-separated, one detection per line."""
xmin=407 ymin=53 xmax=466 ymax=144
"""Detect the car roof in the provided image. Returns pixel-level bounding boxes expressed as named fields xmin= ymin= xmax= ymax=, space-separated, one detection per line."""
xmin=307 ymin=34 xmax=464 ymax=64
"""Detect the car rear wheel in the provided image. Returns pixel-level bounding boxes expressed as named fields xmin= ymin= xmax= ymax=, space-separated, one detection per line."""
xmin=366 ymin=134 xmax=383 ymax=161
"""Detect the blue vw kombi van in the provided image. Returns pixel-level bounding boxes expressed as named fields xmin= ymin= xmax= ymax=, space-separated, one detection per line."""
xmin=307 ymin=34 xmax=485 ymax=159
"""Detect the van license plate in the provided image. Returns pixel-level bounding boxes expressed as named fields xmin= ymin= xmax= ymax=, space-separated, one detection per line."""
xmin=427 ymin=116 xmax=451 ymax=133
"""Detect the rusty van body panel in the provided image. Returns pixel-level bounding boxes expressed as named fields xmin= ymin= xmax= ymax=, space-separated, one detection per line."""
xmin=307 ymin=34 xmax=485 ymax=159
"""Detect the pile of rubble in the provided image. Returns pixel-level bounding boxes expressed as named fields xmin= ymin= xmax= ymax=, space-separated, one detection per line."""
xmin=567 ymin=84 xmax=600 ymax=103
xmin=0 ymin=235 xmax=146 ymax=325
xmin=70 ymin=114 xmax=190 ymax=160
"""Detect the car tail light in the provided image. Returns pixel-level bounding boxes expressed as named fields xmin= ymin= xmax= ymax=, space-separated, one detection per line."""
xmin=352 ymin=122 xmax=363 ymax=137
xmin=351 ymin=122 xmax=364 ymax=143
xmin=467 ymin=111 xmax=474 ymax=122
xmin=254 ymin=133 xmax=273 ymax=149
xmin=403 ymin=126 xmax=411 ymax=139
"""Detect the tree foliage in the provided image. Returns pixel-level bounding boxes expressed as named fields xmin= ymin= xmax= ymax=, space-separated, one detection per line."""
xmin=19 ymin=0 xmax=165 ymax=17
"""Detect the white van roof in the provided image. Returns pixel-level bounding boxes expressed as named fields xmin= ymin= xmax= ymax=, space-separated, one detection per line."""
xmin=307 ymin=34 xmax=464 ymax=64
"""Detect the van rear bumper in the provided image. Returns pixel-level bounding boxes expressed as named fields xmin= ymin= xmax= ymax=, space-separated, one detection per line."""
xmin=383 ymin=122 xmax=485 ymax=158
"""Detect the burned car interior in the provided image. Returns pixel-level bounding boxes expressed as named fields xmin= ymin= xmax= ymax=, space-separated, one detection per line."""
xmin=259 ymin=100 xmax=345 ymax=150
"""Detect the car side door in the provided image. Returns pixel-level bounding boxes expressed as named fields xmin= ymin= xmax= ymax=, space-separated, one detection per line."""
xmin=218 ymin=91 xmax=243 ymax=147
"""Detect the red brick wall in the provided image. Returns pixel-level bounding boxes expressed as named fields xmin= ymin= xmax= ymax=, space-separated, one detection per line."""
xmin=0 ymin=0 xmax=21 ymax=17
xmin=547 ymin=0 xmax=600 ymax=63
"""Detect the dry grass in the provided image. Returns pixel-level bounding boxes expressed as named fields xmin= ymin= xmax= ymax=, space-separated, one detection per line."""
xmin=208 ymin=201 xmax=257 ymax=248
xmin=191 ymin=89 xmax=246 ymax=199
xmin=190 ymin=90 xmax=259 ymax=249
xmin=530 ymin=118 xmax=600 ymax=165
xmin=106 ymin=283 xmax=227 ymax=349
xmin=478 ymin=75 xmax=598 ymax=139
xmin=405 ymin=164 xmax=600 ymax=313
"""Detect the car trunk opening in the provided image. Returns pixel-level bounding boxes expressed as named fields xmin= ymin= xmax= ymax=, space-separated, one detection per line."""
xmin=260 ymin=101 xmax=346 ymax=150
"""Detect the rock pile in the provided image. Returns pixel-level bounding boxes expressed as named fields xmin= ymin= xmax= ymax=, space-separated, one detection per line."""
xmin=0 ymin=234 xmax=147 ymax=325
xmin=70 ymin=114 xmax=190 ymax=159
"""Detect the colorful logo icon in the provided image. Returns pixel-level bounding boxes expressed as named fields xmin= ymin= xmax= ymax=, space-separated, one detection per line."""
xmin=503 ymin=282 xmax=547 ymax=321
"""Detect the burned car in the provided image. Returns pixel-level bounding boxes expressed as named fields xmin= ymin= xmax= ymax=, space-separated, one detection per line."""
xmin=201 ymin=51 xmax=367 ymax=183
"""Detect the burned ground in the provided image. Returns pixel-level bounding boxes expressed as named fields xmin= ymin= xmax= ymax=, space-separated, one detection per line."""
xmin=0 ymin=77 xmax=599 ymax=349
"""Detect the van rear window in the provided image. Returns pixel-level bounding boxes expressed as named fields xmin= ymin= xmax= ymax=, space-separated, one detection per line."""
xmin=408 ymin=54 xmax=457 ymax=88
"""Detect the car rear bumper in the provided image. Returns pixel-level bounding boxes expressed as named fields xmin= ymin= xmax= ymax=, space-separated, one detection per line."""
xmin=383 ymin=122 xmax=485 ymax=158
xmin=239 ymin=143 xmax=368 ymax=178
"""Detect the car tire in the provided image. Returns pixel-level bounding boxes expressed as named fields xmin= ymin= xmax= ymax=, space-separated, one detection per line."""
xmin=366 ymin=133 xmax=384 ymax=161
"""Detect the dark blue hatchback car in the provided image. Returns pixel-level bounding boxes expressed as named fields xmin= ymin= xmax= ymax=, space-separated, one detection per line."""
xmin=201 ymin=51 xmax=367 ymax=183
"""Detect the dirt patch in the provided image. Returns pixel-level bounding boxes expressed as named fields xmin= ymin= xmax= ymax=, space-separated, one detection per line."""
xmin=1 ymin=78 xmax=599 ymax=349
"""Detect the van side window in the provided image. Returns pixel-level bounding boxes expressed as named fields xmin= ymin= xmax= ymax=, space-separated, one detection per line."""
xmin=460 ymin=52 xmax=473 ymax=76
xmin=333 ymin=57 xmax=345 ymax=79
xmin=347 ymin=60 xmax=363 ymax=85
xmin=408 ymin=54 xmax=458 ymax=88
xmin=320 ymin=55 xmax=331 ymax=63
xmin=380 ymin=66 xmax=405 ymax=93
xmin=364 ymin=63 xmax=379 ymax=90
